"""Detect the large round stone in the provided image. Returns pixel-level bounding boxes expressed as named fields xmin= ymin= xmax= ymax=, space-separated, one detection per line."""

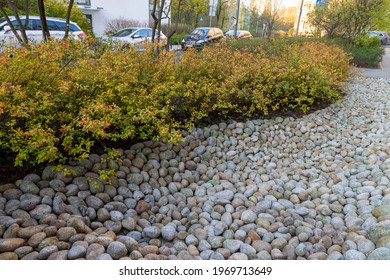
xmin=126 ymin=174 xmax=144 ymax=185
xmin=107 ymin=241 xmax=128 ymax=260
xmin=143 ymin=226 xmax=161 ymax=239
xmin=373 ymin=205 xmax=390 ymax=218
xmin=29 ymin=205 xmax=52 ymax=220
xmin=367 ymin=222 xmax=390 ymax=243
xmin=376 ymin=235 xmax=390 ymax=249
xmin=0 ymin=238 xmax=25 ymax=252
xmin=161 ymin=225 xmax=177 ymax=241
xmin=368 ymin=248 xmax=390 ymax=260
xmin=68 ymin=245 xmax=87 ymax=260
xmin=19 ymin=181 xmax=40 ymax=195
xmin=57 ymin=227 xmax=77 ymax=242
xmin=241 ymin=210 xmax=257 ymax=223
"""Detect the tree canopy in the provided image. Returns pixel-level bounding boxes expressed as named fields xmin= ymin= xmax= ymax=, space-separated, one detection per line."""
xmin=308 ymin=0 xmax=390 ymax=38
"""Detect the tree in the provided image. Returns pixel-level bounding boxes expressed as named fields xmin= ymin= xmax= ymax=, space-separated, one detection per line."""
xmin=279 ymin=6 xmax=297 ymax=32
xmin=248 ymin=5 xmax=262 ymax=35
xmin=176 ymin=0 xmax=208 ymax=27
xmin=262 ymin=0 xmax=284 ymax=37
xmin=150 ymin=0 xmax=167 ymax=45
xmin=308 ymin=0 xmax=390 ymax=39
xmin=215 ymin=0 xmax=229 ymax=28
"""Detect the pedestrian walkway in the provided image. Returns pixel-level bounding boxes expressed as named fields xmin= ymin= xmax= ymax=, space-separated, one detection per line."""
xmin=360 ymin=47 xmax=390 ymax=78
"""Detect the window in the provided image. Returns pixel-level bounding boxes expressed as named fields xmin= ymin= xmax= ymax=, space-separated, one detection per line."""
xmin=135 ymin=29 xmax=149 ymax=38
xmin=76 ymin=0 xmax=91 ymax=5
xmin=46 ymin=20 xmax=57 ymax=31
xmin=11 ymin=19 xmax=33 ymax=30
xmin=85 ymin=14 xmax=92 ymax=27
xmin=191 ymin=29 xmax=205 ymax=36
xmin=113 ymin=28 xmax=135 ymax=37
xmin=32 ymin=19 xmax=42 ymax=30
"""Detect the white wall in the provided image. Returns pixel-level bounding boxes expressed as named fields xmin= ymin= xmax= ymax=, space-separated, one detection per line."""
xmin=80 ymin=0 xmax=150 ymax=36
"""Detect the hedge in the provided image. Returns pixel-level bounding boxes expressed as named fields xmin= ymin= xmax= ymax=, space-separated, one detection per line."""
xmin=0 ymin=39 xmax=352 ymax=166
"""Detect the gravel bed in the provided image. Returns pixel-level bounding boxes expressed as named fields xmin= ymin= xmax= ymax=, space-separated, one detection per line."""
xmin=0 ymin=77 xmax=390 ymax=260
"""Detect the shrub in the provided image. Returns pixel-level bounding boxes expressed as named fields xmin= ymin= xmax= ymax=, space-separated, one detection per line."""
xmin=162 ymin=23 xmax=193 ymax=35
xmin=348 ymin=45 xmax=384 ymax=68
xmin=231 ymin=37 xmax=383 ymax=69
xmin=353 ymin=34 xmax=381 ymax=47
xmin=0 ymin=39 xmax=352 ymax=166
xmin=169 ymin=33 xmax=187 ymax=45
xmin=324 ymin=37 xmax=384 ymax=68
xmin=0 ymin=40 xmax=181 ymax=166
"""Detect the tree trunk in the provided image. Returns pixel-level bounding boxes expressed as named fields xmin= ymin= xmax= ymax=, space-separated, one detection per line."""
xmin=64 ymin=0 xmax=74 ymax=39
xmin=23 ymin=0 xmax=29 ymax=31
xmin=151 ymin=0 xmax=158 ymax=43
xmin=157 ymin=0 xmax=166 ymax=44
xmin=37 ymin=0 xmax=50 ymax=41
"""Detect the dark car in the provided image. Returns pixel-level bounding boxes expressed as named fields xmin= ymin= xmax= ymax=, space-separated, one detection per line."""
xmin=225 ymin=30 xmax=253 ymax=40
xmin=181 ymin=27 xmax=224 ymax=50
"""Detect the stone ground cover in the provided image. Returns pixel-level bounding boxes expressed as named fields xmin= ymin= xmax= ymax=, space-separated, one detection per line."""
xmin=0 ymin=76 xmax=389 ymax=260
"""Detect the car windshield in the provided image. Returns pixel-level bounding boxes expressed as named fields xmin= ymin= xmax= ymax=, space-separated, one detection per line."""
xmin=112 ymin=29 xmax=137 ymax=37
xmin=226 ymin=30 xmax=240 ymax=36
xmin=191 ymin=29 xmax=206 ymax=36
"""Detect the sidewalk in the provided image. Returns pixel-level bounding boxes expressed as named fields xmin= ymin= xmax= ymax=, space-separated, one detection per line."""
xmin=360 ymin=46 xmax=390 ymax=78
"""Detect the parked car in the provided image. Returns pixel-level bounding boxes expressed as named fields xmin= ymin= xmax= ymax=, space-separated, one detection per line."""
xmin=0 ymin=16 xmax=85 ymax=48
xmin=367 ymin=31 xmax=389 ymax=45
xmin=225 ymin=30 xmax=253 ymax=40
xmin=104 ymin=27 xmax=167 ymax=51
xmin=181 ymin=27 xmax=224 ymax=50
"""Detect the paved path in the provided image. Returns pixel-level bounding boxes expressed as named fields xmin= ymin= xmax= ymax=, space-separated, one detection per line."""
xmin=360 ymin=46 xmax=390 ymax=78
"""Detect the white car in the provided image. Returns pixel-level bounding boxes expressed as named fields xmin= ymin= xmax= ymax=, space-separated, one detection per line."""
xmin=225 ymin=30 xmax=253 ymax=40
xmin=104 ymin=27 xmax=167 ymax=50
xmin=0 ymin=16 xmax=85 ymax=47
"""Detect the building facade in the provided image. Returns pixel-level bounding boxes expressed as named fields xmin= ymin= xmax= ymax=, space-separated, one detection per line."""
xmin=294 ymin=0 xmax=317 ymax=37
xmin=76 ymin=0 xmax=167 ymax=36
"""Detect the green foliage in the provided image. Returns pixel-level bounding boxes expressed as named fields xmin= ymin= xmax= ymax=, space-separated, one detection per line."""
xmin=98 ymin=169 xmax=116 ymax=184
xmin=353 ymin=34 xmax=381 ymax=47
xmin=169 ymin=32 xmax=187 ymax=45
xmin=162 ymin=23 xmax=193 ymax=35
xmin=319 ymin=37 xmax=384 ymax=68
xmin=0 ymin=38 xmax=352 ymax=167
xmin=308 ymin=0 xmax=390 ymax=39
xmin=231 ymin=36 xmax=384 ymax=69
xmin=348 ymin=45 xmax=385 ymax=68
